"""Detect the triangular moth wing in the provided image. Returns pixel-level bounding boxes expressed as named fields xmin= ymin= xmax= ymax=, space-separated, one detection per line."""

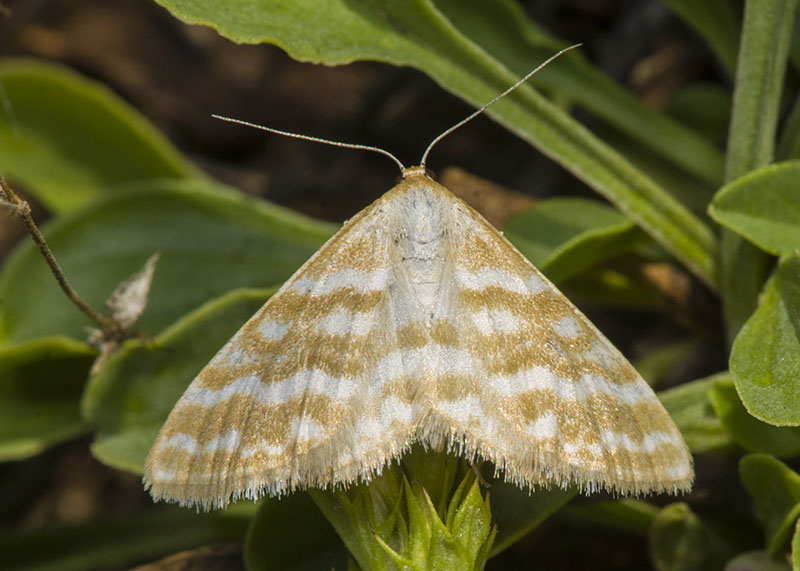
xmin=144 ymin=187 xmax=430 ymax=509
xmin=417 ymin=181 xmax=693 ymax=495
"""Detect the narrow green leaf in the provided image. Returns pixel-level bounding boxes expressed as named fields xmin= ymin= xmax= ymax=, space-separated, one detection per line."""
xmin=740 ymin=454 xmax=800 ymax=555
xmin=0 ymin=179 xmax=334 ymax=346
xmin=405 ymin=478 xmax=438 ymax=567
xmin=154 ymin=0 xmax=719 ymax=287
xmin=504 ymin=197 xmax=646 ymax=283
xmin=82 ymin=287 xmax=275 ymax=473
xmin=710 ymin=162 xmax=800 ymax=255
xmin=157 ymin=0 xmax=726 ymax=186
xmin=0 ymin=337 xmax=94 ymax=461
xmin=591 ymin=119 xmax=715 ymax=218
xmin=731 ymin=255 xmax=800 ymax=426
xmin=447 ymin=477 xmax=494 ymax=569
xmin=0 ymin=59 xmax=199 ymax=212
xmin=0 ymin=506 xmax=250 ymax=571
xmin=245 ymin=494 xmax=347 ymax=571
xmin=658 ymin=373 xmax=734 ymax=454
xmin=721 ymin=0 xmax=797 ymax=338
xmin=792 ymin=518 xmax=800 ymax=570
xmin=648 ymin=502 xmax=730 ymax=571
xmin=433 ymin=0 xmax=726 ymax=186
xmin=709 ymin=379 xmax=800 ymax=458
xmin=726 ymin=0 xmax=796 ymax=181
xmin=659 ymin=0 xmax=740 ymax=73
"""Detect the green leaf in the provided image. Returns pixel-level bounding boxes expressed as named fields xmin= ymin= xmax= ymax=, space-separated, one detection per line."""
xmin=589 ymin=113 xmax=717 ymax=219
xmin=648 ymin=502 xmax=730 ymax=571
xmin=709 ymin=379 xmax=800 ymax=458
xmin=782 ymin=253 xmax=800 ymax=334
xmin=658 ymin=373 xmax=734 ymax=454
xmin=725 ymin=551 xmax=792 ymax=571
xmin=710 ymin=162 xmax=800 ymax=255
xmin=446 ymin=476 xmax=495 ymax=570
xmin=740 ymin=454 xmax=800 ymax=555
xmin=725 ymin=1 xmax=796 ymax=183
xmin=402 ymin=446 xmax=460 ymax=517
xmin=156 ymin=0 xmax=726 ymax=186
xmin=559 ymin=499 xmax=659 ymax=536
xmin=0 ymin=59 xmax=199 ymax=212
xmin=0 ymin=179 xmax=334 ymax=346
xmin=488 ymin=481 xmax=576 ymax=556
xmin=432 ymin=0 xmax=725 ymax=186
xmin=309 ymin=468 xmax=405 ymax=571
xmin=0 ymin=506 xmax=251 ymax=571
xmin=731 ymin=254 xmax=800 ymax=426
xmin=659 ymin=0 xmax=740 ymax=73
xmin=504 ymin=197 xmax=646 ymax=283
xmin=154 ymin=0 xmax=719 ymax=288
xmin=792 ymin=518 xmax=800 ymax=570
xmin=308 ymin=458 xmax=497 ymax=571
xmin=82 ymin=287 xmax=275 ymax=473
xmin=720 ymin=0 xmax=797 ymax=339
xmin=245 ymin=494 xmax=347 ymax=571
xmin=0 ymin=337 xmax=94 ymax=461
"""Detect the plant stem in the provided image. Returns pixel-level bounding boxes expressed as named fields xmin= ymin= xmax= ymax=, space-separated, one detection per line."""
xmin=0 ymin=177 xmax=122 ymax=337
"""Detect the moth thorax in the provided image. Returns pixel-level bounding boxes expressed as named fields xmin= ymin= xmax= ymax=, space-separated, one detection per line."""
xmin=400 ymin=188 xmax=446 ymax=316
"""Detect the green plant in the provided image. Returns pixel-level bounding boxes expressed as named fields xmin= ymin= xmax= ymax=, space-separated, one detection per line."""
xmin=2 ymin=1 xmax=800 ymax=569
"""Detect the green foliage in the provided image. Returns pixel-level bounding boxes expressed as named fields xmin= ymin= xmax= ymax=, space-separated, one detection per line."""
xmin=2 ymin=0 xmax=800 ymax=569
xmin=1 ymin=505 xmax=255 ymax=571
xmin=719 ymin=0 xmax=796 ymax=338
xmin=245 ymin=493 xmax=347 ymax=570
xmin=504 ymin=197 xmax=647 ymax=283
xmin=710 ymin=379 xmax=800 ymax=457
xmin=740 ymin=454 xmax=800 ymax=555
xmin=0 ymin=59 xmax=199 ymax=213
xmin=648 ymin=502 xmax=731 ymax=571
xmin=730 ymin=255 xmax=800 ymax=425
xmin=658 ymin=373 xmax=735 ymax=454
xmin=309 ymin=452 xmax=498 ymax=571
xmin=156 ymin=0 xmax=719 ymax=288
xmin=658 ymin=0 xmax=740 ymax=73
xmin=0 ymin=180 xmax=333 ymax=345
xmin=710 ymin=162 xmax=800 ymax=256
xmin=0 ymin=338 xmax=94 ymax=461
xmin=83 ymin=287 xmax=278 ymax=473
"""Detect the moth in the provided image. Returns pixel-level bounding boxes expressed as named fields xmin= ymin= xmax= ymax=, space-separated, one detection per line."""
xmin=144 ymin=46 xmax=693 ymax=509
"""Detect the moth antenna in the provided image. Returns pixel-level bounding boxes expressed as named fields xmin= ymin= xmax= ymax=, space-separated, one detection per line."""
xmin=211 ymin=114 xmax=407 ymax=173
xmin=419 ymin=43 xmax=582 ymax=170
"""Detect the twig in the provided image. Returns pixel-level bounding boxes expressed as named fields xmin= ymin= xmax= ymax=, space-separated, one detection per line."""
xmin=0 ymin=176 xmax=123 ymax=338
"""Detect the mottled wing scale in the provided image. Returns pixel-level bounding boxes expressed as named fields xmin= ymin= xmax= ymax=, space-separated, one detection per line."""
xmin=144 ymin=193 xmax=424 ymax=508
xmin=421 ymin=193 xmax=692 ymax=494
xmin=144 ymin=171 xmax=693 ymax=509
